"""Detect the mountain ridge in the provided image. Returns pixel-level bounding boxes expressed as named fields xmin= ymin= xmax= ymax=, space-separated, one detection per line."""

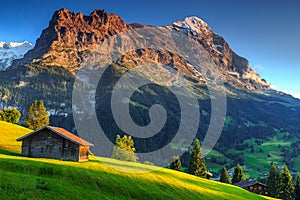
xmin=10 ymin=8 xmax=269 ymax=91
xmin=169 ymin=16 xmax=270 ymax=91
xmin=12 ymin=8 xmax=144 ymax=73
xmin=1 ymin=8 xmax=300 ymax=175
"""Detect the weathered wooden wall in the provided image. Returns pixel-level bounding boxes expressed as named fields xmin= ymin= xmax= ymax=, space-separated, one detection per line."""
xmin=21 ymin=129 xmax=81 ymax=161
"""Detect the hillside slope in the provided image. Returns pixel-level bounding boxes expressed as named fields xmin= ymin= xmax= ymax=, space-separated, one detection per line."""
xmin=1 ymin=8 xmax=300 ymax=180
xmin=0 ymin=121 xmax=31 ymax=154
xmin=0 ymin=122 xmax=272 ymax=200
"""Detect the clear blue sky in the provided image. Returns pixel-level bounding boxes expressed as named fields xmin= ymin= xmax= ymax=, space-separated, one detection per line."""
xmin=1 ymin=0 xmax=299 ymax=97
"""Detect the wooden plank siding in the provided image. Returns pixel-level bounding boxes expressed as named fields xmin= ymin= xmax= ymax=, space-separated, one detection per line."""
xmin=17 ymin=126 xmax=93 ymax=162
xmin=235 ymin=180 xmax=267 ymax=195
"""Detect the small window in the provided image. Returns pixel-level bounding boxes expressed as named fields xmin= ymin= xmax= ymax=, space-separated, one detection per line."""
xmin=250 ymin=186 xmax=253 ymax=190
xmin=258 ymin=186 xmax=262 ymax=190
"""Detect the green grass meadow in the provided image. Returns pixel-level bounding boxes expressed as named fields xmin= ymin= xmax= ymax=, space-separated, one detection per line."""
xmin=0 ymin=121 xmax=273 ymax=199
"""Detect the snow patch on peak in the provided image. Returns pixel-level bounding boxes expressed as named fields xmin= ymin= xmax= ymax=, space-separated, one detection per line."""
xmin=0 ymin=42 xmax=5 ymax=48
xmin=172 ymin=16 xmax=211 ymax=36
xmin=0 ymin=41 xmax=32 ymax=49
xmin=184 ymin=16 xmax=208 ymax=26
xmin=0 ymin=41 xmax=34 ymax=71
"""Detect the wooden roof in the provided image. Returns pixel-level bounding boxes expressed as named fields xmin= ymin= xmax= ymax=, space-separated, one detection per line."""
xmin=17 ymin=126 xmax=93 ymax=146
xmin=234 ymin=179 xmax=266 ymax=188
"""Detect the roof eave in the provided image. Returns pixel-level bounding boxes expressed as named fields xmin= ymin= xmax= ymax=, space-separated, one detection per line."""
xmin=47 ymin=126 xmax=93 ymax=146
xmin=16 ymin=126 xmax=94 ymax=147
xmin=16 ymin=126 xmax=46 ymax=141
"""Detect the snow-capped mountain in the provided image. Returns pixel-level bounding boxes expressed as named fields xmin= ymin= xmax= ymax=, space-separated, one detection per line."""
xmin=173 ymin=16 xmax=212 ymax=36
xmin=171 ymin=16 xmax=270 ymax=91
xmin=0 ymin=41 xmax=34 ymax=71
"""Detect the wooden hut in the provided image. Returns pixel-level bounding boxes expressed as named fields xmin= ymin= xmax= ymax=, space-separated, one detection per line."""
xmin=234 ymin=179 xmax=267 ymax=195
xmin=17 ymin=126 xmax=93 ymax=162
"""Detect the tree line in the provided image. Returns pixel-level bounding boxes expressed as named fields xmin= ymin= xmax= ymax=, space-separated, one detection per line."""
xmin=111 ymin=136 xmax=209 ymax=178
xmin=111 ymin=135 xmax=300 ymax=200
xmin=0 ymin=100 xmax=49 ymax=130
xmin=266 ymin=163 xmax=300 ymax=200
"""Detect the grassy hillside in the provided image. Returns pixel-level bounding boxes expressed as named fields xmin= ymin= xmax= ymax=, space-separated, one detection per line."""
xmin=0 ymin=121 xmax=32 ymax=155
xmin=0 ymin=121 xmax=273 ymax=200
xmin=206 ymin=129 xmax=300 ymax=178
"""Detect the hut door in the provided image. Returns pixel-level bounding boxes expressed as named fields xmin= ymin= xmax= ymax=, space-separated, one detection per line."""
xmin=79 ymin=146 xmax=88 ymax=161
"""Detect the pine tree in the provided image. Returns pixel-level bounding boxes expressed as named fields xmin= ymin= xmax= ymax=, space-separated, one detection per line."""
xmin=24 ymin=101 xmax=49 ymax=130
xmin=278 ymin=165 xmax=295 ymax=200
xmin=170 ymin=156 xmax=182 ymax=171
xmin=111 ymin=134 xmax=138 ymax=162
xmin=267 ymin=163 xmax=279 ymax=198
xmin=231 ymin=164 xmax=245 ymax=184
xmin=187 ymin=139 xmax=206 ymax=178
xmin=295 ymin=175 xmax=300 ymax=200
xmin=220 ymin=167 xmax=231 ymax=184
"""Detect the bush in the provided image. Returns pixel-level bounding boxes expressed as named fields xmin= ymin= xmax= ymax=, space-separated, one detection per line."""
xmin=111 ymin=134 xmax=138 ymax=162
xmin=143 ymin=161 xmax=154 ymax=165
xmin=0 ymin=108 xmax=21 ymax=124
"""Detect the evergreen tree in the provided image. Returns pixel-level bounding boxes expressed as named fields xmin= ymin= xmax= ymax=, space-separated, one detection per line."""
xmin=267 ymin=163 xmax=279 ymax=198
xmin=278 ymin=165 xmax=295 ymax=200
xmin=170 ymin=156 xmax=182 ymax=171
xmin=187 ymin=139 xmax=206 ymax=178
xmin=295 ymin=175 xmax=300 ymax=200
xmin=231 ymin=164 xmax=245 ymax=184
xmin=24 ymin=101 xmax=49 ymax=130
xmin=111 ymin=134 xmax=138 ymax=162
xmin=220 ymin=167 xmax=231 ymax=184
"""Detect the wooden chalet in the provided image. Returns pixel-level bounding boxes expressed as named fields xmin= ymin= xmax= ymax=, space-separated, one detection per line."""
xmin=234 ymin=179 xmax=267 ymax=195
xmin=17 ymin=126 xmax=93 ymax=162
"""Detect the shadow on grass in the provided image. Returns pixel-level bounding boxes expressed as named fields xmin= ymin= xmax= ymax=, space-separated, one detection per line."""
xmin=0 ymin=149 xmax=20 ymax=156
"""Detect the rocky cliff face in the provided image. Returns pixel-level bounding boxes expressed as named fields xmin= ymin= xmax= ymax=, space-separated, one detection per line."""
xmin=171 ymin=17 xmax=270 ymax=90
xmin=13 ymin=9 xmax=142 ymax=72
xmin=12 ymin=8 xmax=269 ymax=90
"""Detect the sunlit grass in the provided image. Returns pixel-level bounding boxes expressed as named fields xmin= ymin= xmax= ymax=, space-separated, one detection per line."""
xmin=0 ymin=121 xmax=31 ymax=153
xmin=0 ymin=121 xmax=272 ymax=199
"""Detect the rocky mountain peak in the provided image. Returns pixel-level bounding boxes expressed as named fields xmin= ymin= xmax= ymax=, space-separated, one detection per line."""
xmin=171 ymin=17 xmax=270 ymax=90
xmin=11 ymin=8 xmax=269 ymax=90
xmin=173 ymin=16 xmax=212 ymax=36
xmin=12 ymin=9 xmax=133 ymax=72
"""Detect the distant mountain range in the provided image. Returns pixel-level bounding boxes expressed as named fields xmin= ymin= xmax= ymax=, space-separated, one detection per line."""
xmin=1 ymin=8 xmax=300 ymax=175
xmin=0 ymin=41 xmax=33 ymax=71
